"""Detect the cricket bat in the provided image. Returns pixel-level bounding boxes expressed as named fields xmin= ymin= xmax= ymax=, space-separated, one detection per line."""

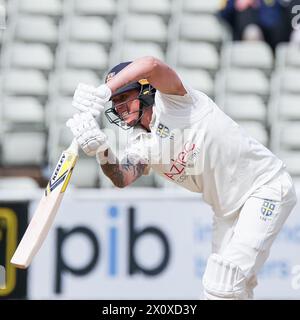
xmin=11 ymin=139 xmax=79 ymax=269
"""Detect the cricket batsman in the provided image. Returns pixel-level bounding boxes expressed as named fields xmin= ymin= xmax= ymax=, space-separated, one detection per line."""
xmin=66 ymin=56 xmax=297 ymax=299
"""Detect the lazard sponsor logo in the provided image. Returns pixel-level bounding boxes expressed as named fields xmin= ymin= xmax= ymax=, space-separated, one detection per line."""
xmin=164 ymin=142 xmax=197 ymax=182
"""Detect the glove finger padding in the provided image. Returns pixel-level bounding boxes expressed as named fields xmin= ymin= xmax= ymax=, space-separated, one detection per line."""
xmin=77 ymin=83 xmax=99 ymax=94
xmin=74 ymin=90 xmax=108 ymax=106
xmin=72 ymin=83 xmax=112 ymax=118
xmin=72 ymin=101 xmax=100 ymax=117
xmin=66 ymin=112 xmax=108 ymax=157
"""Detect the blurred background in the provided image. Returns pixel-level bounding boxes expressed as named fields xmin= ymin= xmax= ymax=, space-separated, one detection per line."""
xmin=0 ymin=0 xmax=300 ymax=300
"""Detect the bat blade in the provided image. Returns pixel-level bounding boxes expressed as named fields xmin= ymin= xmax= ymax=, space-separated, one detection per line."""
xmin=10 ymin=140 xmax=78 ymax=269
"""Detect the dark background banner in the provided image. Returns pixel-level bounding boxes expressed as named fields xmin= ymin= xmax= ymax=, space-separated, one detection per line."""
xmin=0 ymin=201 xmax=28 ymax=299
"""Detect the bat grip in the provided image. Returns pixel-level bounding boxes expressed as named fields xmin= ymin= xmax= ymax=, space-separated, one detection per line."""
xmin=68 ymin=138 xmax=79 ymax=155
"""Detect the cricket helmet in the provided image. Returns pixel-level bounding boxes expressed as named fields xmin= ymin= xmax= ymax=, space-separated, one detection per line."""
xmin=104 ymin=61 xmax=156 ymax=130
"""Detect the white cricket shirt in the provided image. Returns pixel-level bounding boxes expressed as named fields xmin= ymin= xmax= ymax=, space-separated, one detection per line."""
xmin=124 ymin=83 xmax=284 ymax=216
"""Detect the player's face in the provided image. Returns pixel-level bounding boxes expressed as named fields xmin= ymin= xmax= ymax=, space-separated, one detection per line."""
xmin=112 ymin=89 xmax=141 ymax=126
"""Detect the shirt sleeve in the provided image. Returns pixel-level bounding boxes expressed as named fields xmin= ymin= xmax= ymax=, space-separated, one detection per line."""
xmin=154 ymin=81 xmax=209 ymax=119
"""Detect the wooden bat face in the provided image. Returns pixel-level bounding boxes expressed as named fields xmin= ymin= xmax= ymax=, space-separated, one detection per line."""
xmin=11 ymin=141 xmax=78 ymax=269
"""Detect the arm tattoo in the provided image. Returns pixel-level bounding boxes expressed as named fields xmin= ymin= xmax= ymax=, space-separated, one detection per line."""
xmin=121 ymin=159 xmax=146 ymax=176
xmin=101 ymin=156 xmax=147 ymax=188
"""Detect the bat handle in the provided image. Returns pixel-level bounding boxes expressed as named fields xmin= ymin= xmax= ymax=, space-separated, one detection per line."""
xmin=67 ymin=139 xmax=79 ymax=155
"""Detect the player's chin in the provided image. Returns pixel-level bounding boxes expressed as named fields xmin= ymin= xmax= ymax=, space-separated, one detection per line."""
xmin=124 ymin=116 xmax=139 ymax=127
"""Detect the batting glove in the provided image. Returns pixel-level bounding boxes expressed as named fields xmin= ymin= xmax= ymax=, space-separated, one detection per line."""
xmin=72 ymin=83 xmax=112 ymax=118
xmin=66 ymin=112 xmax=109 ymax=157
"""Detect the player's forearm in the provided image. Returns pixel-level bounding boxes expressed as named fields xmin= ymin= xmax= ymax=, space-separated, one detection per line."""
xmin=106 ymin=56 xmax=156 ymax=94
xmin=99 ymin=149 xmax=146 ymax=188
xmin=105 ymin=56 xmax=186 ymax=96
xmin=101 ymin=162 xmax=146 ymax=188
